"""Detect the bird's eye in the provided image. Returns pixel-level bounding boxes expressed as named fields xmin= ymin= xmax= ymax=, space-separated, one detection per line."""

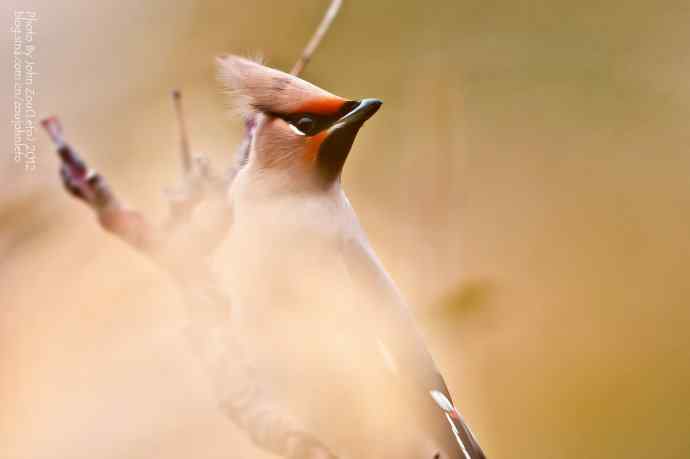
xmin=294 ymin=116 xmax=316 ymax=135
xmin=279 ymin=112 xmax=331 ymax=136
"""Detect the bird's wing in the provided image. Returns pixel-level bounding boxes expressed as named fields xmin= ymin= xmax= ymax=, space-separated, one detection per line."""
xmin=340 ymin=232 xmax=447 ymax=392
xmin=340 ymin=232 xmax=486 ymax=459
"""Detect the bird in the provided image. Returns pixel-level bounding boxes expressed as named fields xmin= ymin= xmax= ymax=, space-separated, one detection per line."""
xmin=216 ymin=55 xmax=486 ymax=459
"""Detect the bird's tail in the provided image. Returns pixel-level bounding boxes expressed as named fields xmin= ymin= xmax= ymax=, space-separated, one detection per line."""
xmin=430 ymin=390 xmax=486 ymax=459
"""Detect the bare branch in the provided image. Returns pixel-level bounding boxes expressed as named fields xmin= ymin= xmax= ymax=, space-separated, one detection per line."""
xmin=290 ymin=0 xmax=343 ymax=76
xmin=40 ymin=2 xmax=351 ymax=455
xmin=164 ymin=90 xmax=233 ymax=251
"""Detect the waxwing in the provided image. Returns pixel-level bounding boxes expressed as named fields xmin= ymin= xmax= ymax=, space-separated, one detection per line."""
xmin=217 ymin=55 xmax=485 ymax=459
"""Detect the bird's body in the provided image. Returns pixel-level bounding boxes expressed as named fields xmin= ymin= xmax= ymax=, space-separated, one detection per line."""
xmin=216 ymin=56 xmax=485 ymax=458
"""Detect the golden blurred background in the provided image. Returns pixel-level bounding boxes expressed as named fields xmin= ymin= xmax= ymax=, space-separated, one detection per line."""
xmin=2 ymin=0 xmax=690 ymax=458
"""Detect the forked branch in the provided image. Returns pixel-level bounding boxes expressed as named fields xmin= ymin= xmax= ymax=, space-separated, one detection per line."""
xmin=41 ymin=1 xmax=344 ymax=458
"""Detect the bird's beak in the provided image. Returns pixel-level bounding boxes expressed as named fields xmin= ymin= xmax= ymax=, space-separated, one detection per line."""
xmin=316 ymin=98 xmax=382 ymax=182
xmin=327 ymin=98 xmax=383 ymax=134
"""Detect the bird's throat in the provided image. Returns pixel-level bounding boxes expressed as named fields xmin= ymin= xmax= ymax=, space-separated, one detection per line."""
xmin=316 ymin=123 xmax=361 ymax=184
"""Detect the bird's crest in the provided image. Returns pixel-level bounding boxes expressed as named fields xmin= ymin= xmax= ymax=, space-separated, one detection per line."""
xmin=216 ymin=55 xmax=346 ymax=117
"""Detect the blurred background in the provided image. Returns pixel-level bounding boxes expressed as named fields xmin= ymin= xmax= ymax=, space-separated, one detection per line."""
xmin=2 ymin=0 xmax=690 ymax=458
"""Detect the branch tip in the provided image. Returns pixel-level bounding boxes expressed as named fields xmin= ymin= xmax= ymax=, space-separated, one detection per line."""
xmin=41 ymin=116 xmax=65 ymax=146
xmin=171 ymin=89 xmax=192 ymax=172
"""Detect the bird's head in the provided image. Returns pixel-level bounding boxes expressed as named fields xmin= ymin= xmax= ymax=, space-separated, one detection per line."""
xmin=217 ymin=55 xmax=381 ymax=189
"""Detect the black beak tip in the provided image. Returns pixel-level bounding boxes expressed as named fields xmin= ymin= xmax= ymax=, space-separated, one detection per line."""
xmin=330 ymin=98 xmax=384 ymax=132
xmin=353 ymin=98 xmax=383 ymax=123
xmin=363 ymin=98 xmax=383 ymax=113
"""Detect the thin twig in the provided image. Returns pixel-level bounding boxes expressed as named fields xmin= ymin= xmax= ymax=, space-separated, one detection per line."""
xmin=167 ymin=89 xmax=231 ymax=243
xmin=172 ymin=90 xmax=192 ymax=172
xmin=290 ymin=0 xmax=343 ymax=76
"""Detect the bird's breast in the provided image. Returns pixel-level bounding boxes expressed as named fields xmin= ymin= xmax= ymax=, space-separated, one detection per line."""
xmin=220 ymin=193 xmax=356 ymax=328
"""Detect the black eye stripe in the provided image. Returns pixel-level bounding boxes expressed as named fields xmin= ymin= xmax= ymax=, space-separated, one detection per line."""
xmin=295 ymin=117 xmax=316 ymax=134
xmin=285 ymin=113 xmax=332 ymax=136
xmin=272 ymin=101 xmax=359 ymax=137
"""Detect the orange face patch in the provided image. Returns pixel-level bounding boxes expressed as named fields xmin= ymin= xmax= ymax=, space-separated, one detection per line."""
xmin=296 ymin=96 xmax=346 ymax=116
xmin=303 ymin=131 xmax=329 ymax=163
